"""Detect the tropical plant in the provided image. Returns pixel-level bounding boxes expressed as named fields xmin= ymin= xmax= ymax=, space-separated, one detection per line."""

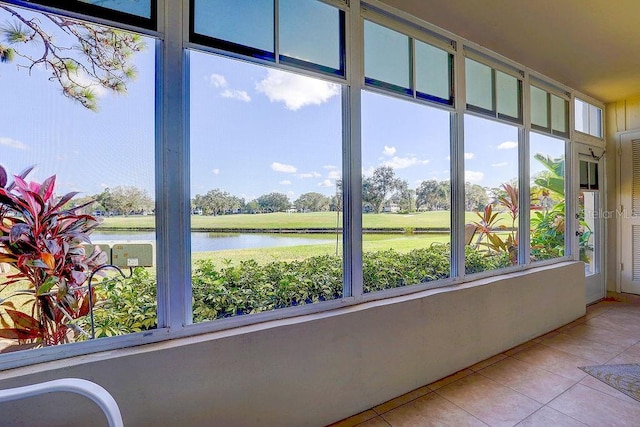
xmin=472 ymin=183 xmax=519 ymax=265
xmin=0 ymin=165 xmax=106 ymax=350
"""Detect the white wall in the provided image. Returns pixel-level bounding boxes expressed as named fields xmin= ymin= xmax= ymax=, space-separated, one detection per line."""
xmin=0 ymin=262 xmax=585 ymax=426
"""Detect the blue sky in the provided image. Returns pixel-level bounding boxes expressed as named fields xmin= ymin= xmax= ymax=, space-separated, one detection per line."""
xmin=0 ymin=5 xmax=551 ymax=204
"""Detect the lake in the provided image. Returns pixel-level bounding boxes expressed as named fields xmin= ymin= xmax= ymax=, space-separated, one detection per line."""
xmin=91 ymin=231 xmax=335 ymax=253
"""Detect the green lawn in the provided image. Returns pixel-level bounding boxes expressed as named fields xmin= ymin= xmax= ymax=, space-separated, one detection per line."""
xmin=99 ymin=211 xmax=510 ymax=231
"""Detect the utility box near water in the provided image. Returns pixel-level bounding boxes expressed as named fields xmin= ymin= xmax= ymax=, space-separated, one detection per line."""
xmin=111 ymin=242 xmax=155 ymax=267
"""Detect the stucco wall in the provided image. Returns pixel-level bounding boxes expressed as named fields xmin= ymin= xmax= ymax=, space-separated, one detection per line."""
xmin=0 ymin=262 xmax=585 ymax=426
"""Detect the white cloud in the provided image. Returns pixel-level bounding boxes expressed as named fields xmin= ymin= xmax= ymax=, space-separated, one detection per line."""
xmin=328 ymin=170 xmax=341 ymax=180
xmin=383 ymin=156 xmax=429 ymax=169
xmin=271 ymin=162 xmax=297 ymax=173
xmin=383 ymin=145 xmax=396 ymax=156
xmin=0 ymin=137 xmax=27 ymax=150
xmin=256 ymin=69 xmax=340 ymax=110
xmin=318 ymin=179 xmax=334 ymax=188
xmin=208 ymin=73 xmax=227 ymax=88
xmin=464 ymin=152 xmax=475 ymax=159
xmin=212 ymin=169 xmax=220 ymax=175
xmin=279 ymin=180 xmax=292 ymax=185
xmin=298 ymin=171 xmax=321 ymax=179
xmin=362 ymin=166 xmax=375 ymax=177
xmin=497 ymin=141 xmax=518 ymax=150
xmin=287 ymin=191 xmax=295 ymax=197
xmin=221 ymin=89 xmax=251 ymax=102
xmin=491 ymin=162 xmax=508 ymax=167
xmin=465 ymin=170 xmax=484 ymax=183
xmin=324 ymin=165 xmax=337 ymax=170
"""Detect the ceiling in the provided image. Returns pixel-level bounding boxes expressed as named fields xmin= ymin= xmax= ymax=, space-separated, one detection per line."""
xmin=379 ymin=0 xmax=640 ymax=103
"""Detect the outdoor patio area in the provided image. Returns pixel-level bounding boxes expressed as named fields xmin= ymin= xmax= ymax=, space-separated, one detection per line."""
xmin=331 ymin=293 xmax=640 ymax=426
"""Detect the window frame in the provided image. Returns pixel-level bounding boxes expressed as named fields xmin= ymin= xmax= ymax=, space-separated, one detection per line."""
xmin=189 ymin=0 xmax=347 ymax=77
xmin=0 ymin=0 xmax=599 ymax=371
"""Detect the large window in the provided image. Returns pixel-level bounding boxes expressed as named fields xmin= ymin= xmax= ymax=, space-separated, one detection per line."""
xmin=361 ymin=91 xmax=451 ymax=292
xmin=0 ymin=4 xmax=156 ymax=351
xmin=189 ymin=51 xmax=343 ymax=321
xmin=0 ymin=0 xmax=599 ymax=368
xmin=464 ymin=115 xmax=519 ymax=273
xmin=529 ymin=133 xmax=566 ymax=261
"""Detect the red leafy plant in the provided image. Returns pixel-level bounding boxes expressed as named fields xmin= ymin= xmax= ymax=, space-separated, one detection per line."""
xmin=0 ymin=165 xmax=106 ymax=351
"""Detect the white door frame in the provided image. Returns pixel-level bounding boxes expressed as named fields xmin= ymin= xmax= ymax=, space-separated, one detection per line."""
xmin=574 ymin=141 xmax=606 ymax=303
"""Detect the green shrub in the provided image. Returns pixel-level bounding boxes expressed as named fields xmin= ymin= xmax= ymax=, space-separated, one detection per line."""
xmin=89 ymin=245 xmax=513 ymax=330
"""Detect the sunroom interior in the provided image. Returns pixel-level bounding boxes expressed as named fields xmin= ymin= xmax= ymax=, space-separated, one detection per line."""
xmin=1 ymin=0 xmax=639 ymax=425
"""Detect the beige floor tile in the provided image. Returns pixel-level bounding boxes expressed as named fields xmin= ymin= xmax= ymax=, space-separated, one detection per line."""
xmin=532 ymin=330 xmax=560 ymax=343
xmin=579 ymin=373 xmax=639 ymax=404
xmin=381 ymin=392 xmax=487 ymax=427
xmin=435 ymin=373 xmax=542 ymax=427
xmin=355 ymin=416 xmax=390 ymax=427
xmin=469 ymin=353 xmax=508 ymax=371
xmin=509 ymin=343 xmax=592 ymax=381
xmin=477 ymin=357 xmax=576 ymax=404
xmin=562 ymin=323 xmax=640 ymax=348
xmin=585 ymin=315 xmax=640 ymax=339
xmin=503 ymin=340 xmax=537 ymax=356
xmin=427 ymin=368 xmax=473 ymax=390
xmin=516 ymin=406 xmax=587 ymax=426
xmin=605 ymin=350 xmax=640 ymax=365
xmin=548 ymin=384 xmax=640 ymax=427
xmin=540 ymin=332 xmax=626 ymax=364
xmin=621 ymin=342 xmax=640 ymax=358
xmin=373 ymin=386 xmax=431 ymax=415
xmin=329 ymin=410 xmax=378 ymax=427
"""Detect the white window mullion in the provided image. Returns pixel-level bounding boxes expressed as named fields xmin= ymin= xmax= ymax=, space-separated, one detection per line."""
xmin=156 ymin=0 xmax=191 ymax=329
xmin=452 ymin=40 xmax=465 ymax=278
xmin=343 ymin=0 xmax=363 ymax=298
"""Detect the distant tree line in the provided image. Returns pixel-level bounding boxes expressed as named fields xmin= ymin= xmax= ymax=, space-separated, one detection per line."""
xmin=67 ymin=167 xmax=495 ymax=216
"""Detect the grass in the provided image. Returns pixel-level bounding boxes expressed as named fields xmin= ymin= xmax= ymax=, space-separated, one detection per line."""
xmin=98 ymin=211 xmax=508 ymax=231
xmin=191 ymin=233 xmax=450 ymax=265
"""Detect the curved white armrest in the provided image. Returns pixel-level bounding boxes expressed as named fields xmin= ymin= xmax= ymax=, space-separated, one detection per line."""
xmin=0 ymin=378 xmax=123 ymax=427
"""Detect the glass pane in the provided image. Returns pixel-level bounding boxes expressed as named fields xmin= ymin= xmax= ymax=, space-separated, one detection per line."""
xmin=579 ymin=160 xmax=589 ymax=189
xmin=0 ymin=6 xmax=157 ymax=350
xmin=579 ymin=191 xmax=597 ymax=275
xmin=79 ymin=0 xmax=152 ymax=18
xmin=464 ymin=115 xmax=519 ymax=273
xmin=279 ymin=0 xmax=342 ymax=71
xmin=574 ymin=98 xmax=589 ymax=134
xmin=530 ymin=86 xmax=548 ymax=128
xmin=364 ymin=20 xmax=410 ymax=89
xmin=415 ymin=40 xmax=451 ymax=101
xmin=496 ymin=71 xmax=519 ymax=118
xmin=590 ymin=105 xmax=603 ymax=138
xmin=551 ymin=94 xmax=567 ymax=133
xmin=189 ymin=51 xmax=343 ymax=321
xmin=589 ymin=162 xmax=599 ymax=189
xmin=465 ymin=58 xmax=493 ymax=111
xmin=193 ymin=0 xmax=274 ymax=53
xmin=361 ymin=90 xmax=451 ymax=293
xmin=530 ymin=133 xmax=566 ymax=262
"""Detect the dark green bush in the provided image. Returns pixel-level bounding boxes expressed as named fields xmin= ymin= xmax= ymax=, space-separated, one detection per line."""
xmin=87 ymin=245 xmax=512 ymax=332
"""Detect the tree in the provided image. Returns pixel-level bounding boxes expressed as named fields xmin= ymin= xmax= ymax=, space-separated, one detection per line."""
xmin=465 ymin=183 xmax=489 ymax=211
xmin=362 ymin=166 xmax=406 ymax=214
xmin=416 ymin=180 xmax=450 ymax=211
xmin=256 ymin=192 xmax=290 ymax=213
xmin=0 ymin=4 xmax=145 ymax=110
xmin=96 ymin=186 xmax=153 ymax=215
xmin=294 ymin=192 xmax=331 ymax=212
xmin=192 ymin=189 xmax=243 ymax=215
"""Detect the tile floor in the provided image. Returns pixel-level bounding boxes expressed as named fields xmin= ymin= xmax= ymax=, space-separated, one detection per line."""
xmin=329 ymin=293 xmax=640 ymax=427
